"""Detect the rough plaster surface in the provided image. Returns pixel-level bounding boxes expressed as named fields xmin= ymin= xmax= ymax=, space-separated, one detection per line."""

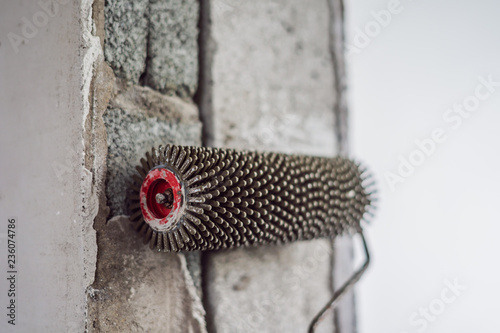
xmin=200 ymin=1 xmax=338 ymax=332
xmin=88 ymin=216 xmax=206 ymax=332
xmin=105 ymin=0 xmax=199 ymax=97
xmin=82 ymin=0 xmax=112 ymax=305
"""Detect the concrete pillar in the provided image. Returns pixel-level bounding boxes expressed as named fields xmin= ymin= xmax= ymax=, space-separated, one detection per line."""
xmin=198 ymin=1 xmax=346 ymax=332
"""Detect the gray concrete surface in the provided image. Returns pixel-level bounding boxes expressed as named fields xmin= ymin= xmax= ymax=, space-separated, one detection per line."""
xmin=104 ymin=0 xmax=149 ymax=83
xmin=0 ymin=0 xmax=100 ymax=331
xmin=145 ymin=0 xmax=199 ymax=97
xmin=202 ymin=0 xmax=336 ymax=155
xmin=88 ymin=215 xmax=206 ymax=333
xmin=104 ymin=0 xmax=199 ymax=97
xmin=199 ymin=1 xmax=339 ymax=332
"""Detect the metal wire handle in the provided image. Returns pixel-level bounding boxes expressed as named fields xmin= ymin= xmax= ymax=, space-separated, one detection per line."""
xmin=308 ymin=232 xmax=371 ymax=333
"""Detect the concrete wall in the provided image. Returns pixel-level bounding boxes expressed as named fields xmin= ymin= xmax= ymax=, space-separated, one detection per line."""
xmin=0 ymin=0 xmax=352 ymax=332
xmin=0 ymin=0 xmax=99 ymax=331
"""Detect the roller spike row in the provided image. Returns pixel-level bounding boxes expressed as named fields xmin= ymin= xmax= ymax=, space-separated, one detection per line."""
xmin=127 ymin=144 xmax=377 ymax=253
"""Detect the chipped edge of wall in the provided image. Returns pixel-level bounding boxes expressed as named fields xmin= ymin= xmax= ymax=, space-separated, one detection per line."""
xmin=329 ymin=0 xmax=349 ymax=155
xmin=329 ymin=0 xmax=357 ymax=332
xmin=80 ymin=0 xmax=115 ymax=331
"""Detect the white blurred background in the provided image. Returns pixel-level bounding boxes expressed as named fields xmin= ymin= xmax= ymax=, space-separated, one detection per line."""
xmin=346 ymin=0 xmax=500 ymax=332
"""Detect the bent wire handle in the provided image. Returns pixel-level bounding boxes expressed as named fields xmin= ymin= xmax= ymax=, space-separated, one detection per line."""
xmin=308 ymin=232 xmax=371 ymax=333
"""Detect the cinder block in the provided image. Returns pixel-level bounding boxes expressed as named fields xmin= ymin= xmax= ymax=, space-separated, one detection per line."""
xmin=104 ymin=0 xmax=149 ymax=83
xmin=145 ymin=0 xmax=200 ymax=97
xmin=104 ymin=0 xmax=199 ymax=96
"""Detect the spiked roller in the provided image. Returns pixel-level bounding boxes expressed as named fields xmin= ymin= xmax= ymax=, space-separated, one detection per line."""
xmin=128 ymin=144 xmax=376 ymax=252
